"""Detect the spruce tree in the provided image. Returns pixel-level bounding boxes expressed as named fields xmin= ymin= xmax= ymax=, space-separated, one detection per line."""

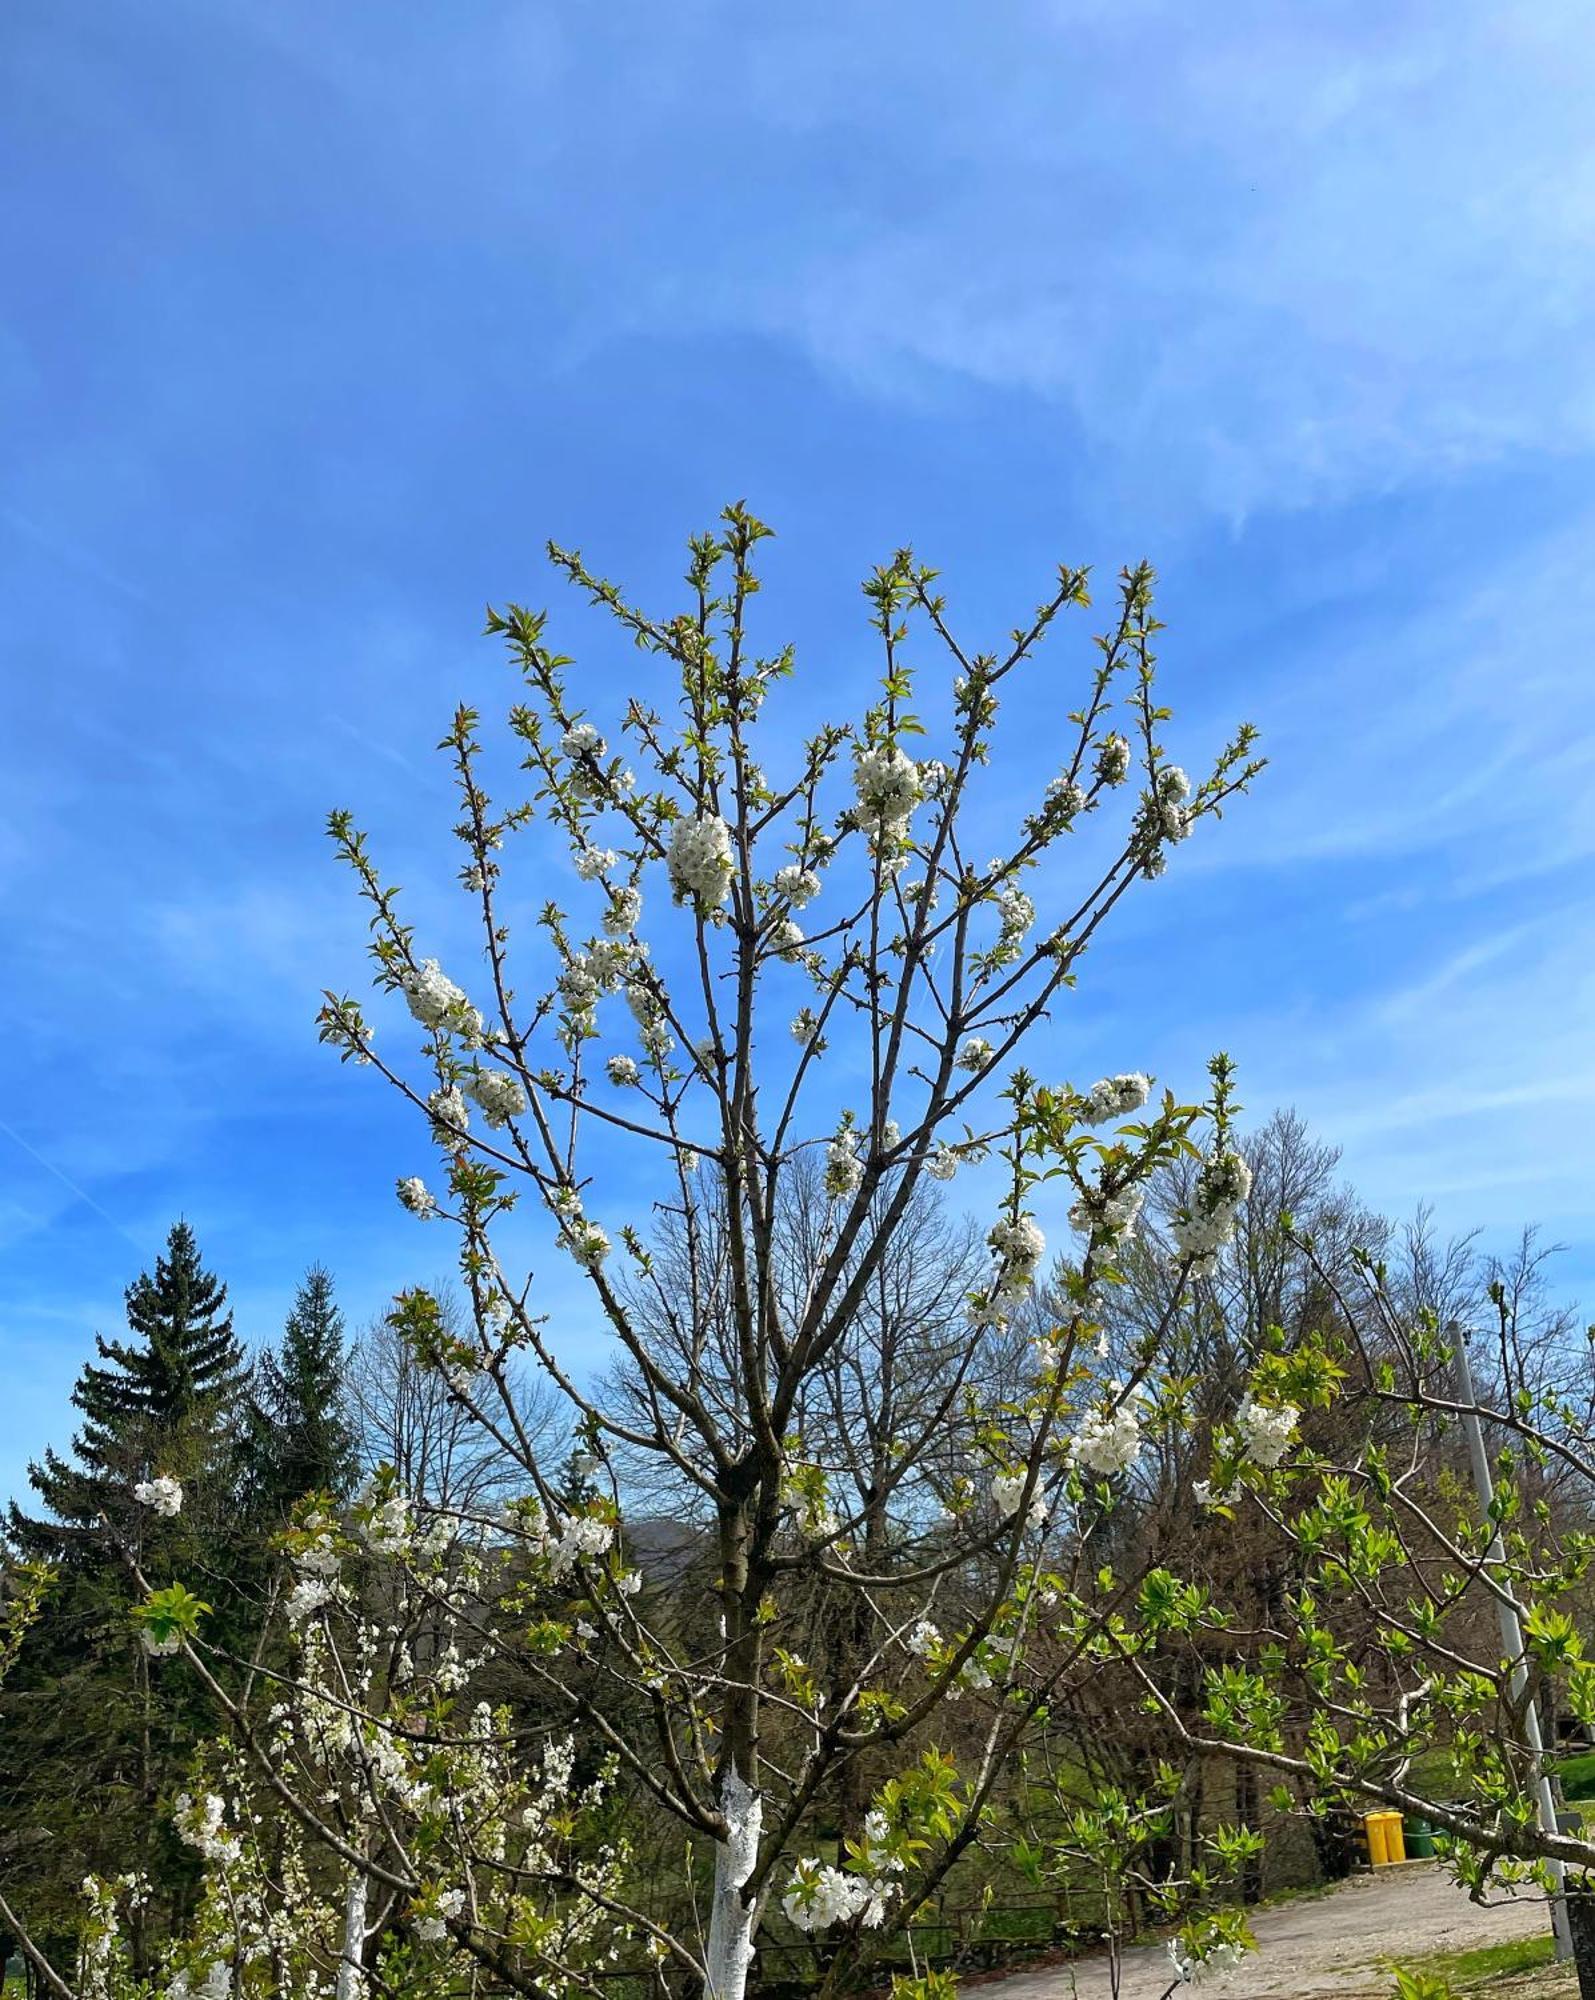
xmin=0 ymin=1221 xmax=247 ymax=1976
xmin=245 ymin=1264 xmax=357 ymax=1518
xmin=7 ymin=1218 xmax=247 ymax=1562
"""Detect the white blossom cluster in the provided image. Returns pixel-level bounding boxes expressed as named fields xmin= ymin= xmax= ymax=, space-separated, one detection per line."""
xmin=464 ymin=1066 xmax=527 ymax=1128
xmin=1072 ymin=1392 xmax=1145 ymax=1478
xmin=401 ymin=959 xmax=484 ymax=1044
xmin=595 ymin=936 xmax=639 ymax=1000
xmin=593 ymin=934 xmax=637 ymax=986
xmin=925 ymin=1143 xmax=958 ymax=1182
xmin=1081 ymin=1073 xmax=1152 ymax=1125
xmin=397 ymin=1175 xmax=438 ymax=1219
xmin=1045 ymin=774 xmax=1088 ymax=819
xmin=1236 ymin=1393 xmax=1299 ymax=1468
xmin=140 ymin=1624 xmax=181 ymax=1658
xmin=574 ymin=845 xmax=616 ymax=881
xmin=428 ymin=1084 xmax=470 ymax=1148
xmin=292 ymin=1514 xmax=343 ymax=1576
xmin=781 ymin=1469 xmax=841 ymax=1540
xmin=174 ymin=1792 xmax=243 ymax=1867
xmin=284 ymin=1576 xmax=337 ymax=1627
xmin=133 ymin=1473 xmax=183 ymax=1518
xmin=563 ymin=1217 xmax=612 ymax=1270
xmin=988 ymin=884 xmax=1035 ymax=967
xmin=666 ymin=813 xmax=734 ymax=910
xmin=1096 ymin=732 xmax=1131 ymax=784
xmin=444 ymin=1356 xmax=479 ymax=1398
xmin=606 ymin=1052 xmax=640 ymax=1087
xmin=366 ymin=1720 xmax=438 ymax=1814
xmin=825 ymin=1128 xmax=863 ymax=1200
xmin=1068 ymin=1180 xmax=1144 ymax=1245
xmin=773 ymin=862 xmax=821 ymax=907
xmin=604 ymin=884 xmax=642 ymax=935
xmin=904 ymin=1617 xmax=941 ymax=1658
xmin=986 ymin=1213 xmax=1045 ymax=1305
xmin=361 ymin=1491 xmax=413 ymax=1556
xmin=1168 ymin=1936 xmax=1246 ymax=1985
xmin=782 ymin=1863 xmax=885 ymax=1932
xmin=415 ymin=1887 xmax=466 ymax=1944
xmin=76 ymin=1876 xmax=133 ymax=1997
xmin=956 ymin=1035 xmax=993 ymax=1072
xmin=783 ymin=1814 xmax=902 ymax=1933
xmin=1135 ymin=764 xmax=1193 ymax=881
xmin=791 ymin=1007 xmax=821 ymax=1047
xmin=559 ymin=719 xmax=635 ymax=802
xmin=557 ymin=953 xmax=602 ymax=1037
xmin=851 ymin=741 xmax=920 ymax=858
xmin=992 ymin=1469 xmax=1047 ymax=1530
xmin=1154 ymin=763 xmax=1192 ymax=840
xmin=536 ymin=1509 xmax=616 ymax=1581
xmin=1170 ymin=1147 xmax=1253 ymax=1277
xmin=770 ymin=917 xmax=805 ymax=961
xmin=626 ymin=976 xmax=673 ymax=1060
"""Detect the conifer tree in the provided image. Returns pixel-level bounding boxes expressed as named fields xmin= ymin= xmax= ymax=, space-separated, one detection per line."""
xmin=0 ymin=1222 xmax=246 ymax=1977
xmin=245 ymin=1264 xmax=357 ymax=1518
xmin=7 ymin=1219 xmax=247 ymax=1562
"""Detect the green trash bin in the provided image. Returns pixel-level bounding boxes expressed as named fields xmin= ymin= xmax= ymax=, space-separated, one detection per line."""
xmin=1404 ymin=1817 xmax=1437 ymax=1858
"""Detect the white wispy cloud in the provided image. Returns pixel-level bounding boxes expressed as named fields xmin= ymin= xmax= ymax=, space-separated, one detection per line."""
xmin=634 ymin=2 xmax=1595 ymax=519
xmin=1175 ymin=509 xmax=1595 ymax=882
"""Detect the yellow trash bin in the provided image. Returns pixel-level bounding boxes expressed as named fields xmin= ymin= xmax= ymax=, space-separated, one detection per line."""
xmin=1364 ymin=1811 xmax=1406 ymax=1865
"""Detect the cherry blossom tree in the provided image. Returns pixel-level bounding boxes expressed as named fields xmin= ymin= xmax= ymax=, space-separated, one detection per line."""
xmin=26 ymin=508 xmax=1595 ymax=2000
xmin=22 ymin=509 xmax=1595 ymax=2000
xmin=54 ymin=1491 xmax=630 ymax=2000
xmin=301 ymin=507 xmax=1263 ymax=1999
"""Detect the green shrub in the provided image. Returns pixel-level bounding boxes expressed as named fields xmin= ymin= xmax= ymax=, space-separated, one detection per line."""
xmin=1555 ymin=1750 xmax=1595 ymax=1801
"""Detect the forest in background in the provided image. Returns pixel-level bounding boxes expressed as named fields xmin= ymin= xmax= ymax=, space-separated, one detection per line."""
xmin=5 ymin=1108 xmax=1587 ymax=1995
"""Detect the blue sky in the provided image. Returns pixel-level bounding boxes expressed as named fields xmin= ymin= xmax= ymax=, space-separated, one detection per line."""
xmin=4 ymin=0 xmax=1594 ymax=1505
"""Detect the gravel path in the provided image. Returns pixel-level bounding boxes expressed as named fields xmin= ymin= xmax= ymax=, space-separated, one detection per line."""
xmin=980 ymin=1864 xmax=1559 ymax=1999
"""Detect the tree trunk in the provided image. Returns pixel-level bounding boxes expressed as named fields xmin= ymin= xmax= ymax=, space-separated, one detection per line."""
xmin=1234 ymin=1759 xmax=1263 ymax=1904
xmin=335 ymin=1861 xmax=368 ymax=2000
xmin=1564 ymin=1883 xmax=1595 ymax=2000
xmin=704 ymin=1765 xmax=762 ymax=2000
xmin=839 ymin=1479 xmax=891 ymax=1838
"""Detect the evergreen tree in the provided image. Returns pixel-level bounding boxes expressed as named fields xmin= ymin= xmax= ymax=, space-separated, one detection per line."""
xmin=0 ymin=1221 xmax=247 ymax=1977
xmin=7 ymin=1219 xmax=247 ymax=1562
xmin=245 ymin=1264 xmax=357 ymax=1517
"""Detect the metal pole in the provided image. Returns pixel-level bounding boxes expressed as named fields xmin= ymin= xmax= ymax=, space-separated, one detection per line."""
xmin=1451 ymin=1326 xmax=1574 ymax=1962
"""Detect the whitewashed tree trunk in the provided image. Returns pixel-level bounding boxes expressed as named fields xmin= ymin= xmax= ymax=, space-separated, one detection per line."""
xmin=335 ymin=1861 xmax=368 ymax=2000
xmin=703 ymin=1765 xmax=762 ymax=2000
